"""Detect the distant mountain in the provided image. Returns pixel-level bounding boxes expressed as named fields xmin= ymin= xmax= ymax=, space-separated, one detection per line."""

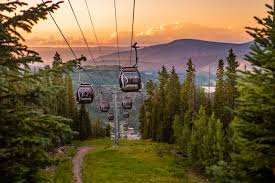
xmin=32 ymin=46 xmax=128 ymax=66
xmin=93 ymin=39 xmax=253 ymax=72
xmin=32 ymin=39 xmax=253 ymax=72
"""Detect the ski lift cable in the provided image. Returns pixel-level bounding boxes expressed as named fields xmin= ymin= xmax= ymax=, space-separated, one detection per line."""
xmin=68 ymin=0 xmax=109 ymax=86
xmin=41 ymin=0 xmax=77 ymax=60
xmin=84 ymin=0 xmax=115 ymax=89
xmin=84 ymin=0 xmax=104 ymax=61
xmin=42 ymin=0 xmax=98 ymax=85
xmin=113 ymin=0 xmax=121 ymax=67
xmin=67 ymin=0 xmax=96 ymax=64
xmin=129 ymin=0 xmax=136 ymax=66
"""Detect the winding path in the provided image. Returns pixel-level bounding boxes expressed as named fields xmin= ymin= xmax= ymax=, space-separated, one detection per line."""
xmin=72 ymin=146 xmax=95 ymax=183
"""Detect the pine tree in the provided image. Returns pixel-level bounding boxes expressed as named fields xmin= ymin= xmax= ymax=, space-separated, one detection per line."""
xmin=138 ymin=104 xmax=146 ymax=139
xmin=224 ymin=49 xmax=239 ymax=126
xmin=78 ymin=104 xmax=91 ymax=140
xmin=64 ymin=74 xmax=78 ymax=131
xmin=163 ymin=66 xmax=181 ymax=143
xmin=142 ymin=80 xmax=155 ymax=139
xmin=202 ymin=114 xmax=224 ymax=167
xmin=151 ymin=91 xmax=160 ymax=140
xmin=196 ymin=86 xmax=207 ymax=110
xmin=52 ymin=52 xmax=66 ymax=116
xmin=158 ymin=66 xmax=169 ymax=142
xmin=208 ymin=3 xmax=275 ymax=182
xmin=229 ymin=3 xmax=275 ymax=182
xmin=91 ymin=118 xmax=106 ymax=138
xmin=105 ymin=124 xmax=111 ymax=137
xmin=52 ymin=52 xmax=63 ymax=67
xmin=211 ymin=117 xmax=224 ymax=164
xmin=158 ymin=65 xmax=169 ymax=89
xmin=180 ymin=59 xmax=196 ymax=150
xmin=182 ymin=59 xmax=196 ymax=124
xmin=189 ymin=106 xmax=208 ymax=167
xmin=0 ymin=1 xmax=81 ymax=181
xmin=213 ymin=59 xmax=226 ymax=123
xmin=172 ymin=115 xmax=184 ymax=151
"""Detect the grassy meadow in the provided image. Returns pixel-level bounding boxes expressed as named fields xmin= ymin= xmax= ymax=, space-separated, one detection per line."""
xmin=82 ymin=139 xmax=200 ymax=183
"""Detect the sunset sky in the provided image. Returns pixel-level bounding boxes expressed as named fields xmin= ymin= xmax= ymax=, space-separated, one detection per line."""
xmin=23 ymin=0 xmax=271 ymax=47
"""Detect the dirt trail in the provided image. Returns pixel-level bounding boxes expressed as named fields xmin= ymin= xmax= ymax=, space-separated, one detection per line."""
xmin=72 ymin=146 xmax=95 ymax=183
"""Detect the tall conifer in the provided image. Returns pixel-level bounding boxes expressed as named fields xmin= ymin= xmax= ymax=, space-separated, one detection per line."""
xmin=230 ymin=3 xmax=275 ymax=182
xmin=164 ymin=66 xmax=181 ymax=143
xmin=224 ymin=49 xmax=239 ymax=126
xmin=0 ymin=1 xmax=80 ymax=181
xmin=213 ymin=59 xmax=225 ymax=123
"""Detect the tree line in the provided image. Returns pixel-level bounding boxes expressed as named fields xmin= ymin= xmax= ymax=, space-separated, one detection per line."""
xmin=0 ymin=1 xmax=110 ymax=182
xmin=139 ymin=4 xmax=275 ymax=183
xmin=51 ymin=52 xmax=111 ymax=141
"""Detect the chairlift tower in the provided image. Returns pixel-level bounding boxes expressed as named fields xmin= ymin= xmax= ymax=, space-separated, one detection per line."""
xmin=101 ymin=84 xmax=147 ymax=145
xmin=101 ymin=85 xmax=121 ymax=145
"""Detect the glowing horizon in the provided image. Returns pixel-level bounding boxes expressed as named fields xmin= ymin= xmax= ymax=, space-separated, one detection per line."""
xmin=21 ymin=0 xmax=271 ymax=47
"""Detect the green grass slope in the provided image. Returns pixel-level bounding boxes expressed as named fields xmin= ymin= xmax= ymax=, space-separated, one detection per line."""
xmin=82 ymin=139 xmax=199 ymax=183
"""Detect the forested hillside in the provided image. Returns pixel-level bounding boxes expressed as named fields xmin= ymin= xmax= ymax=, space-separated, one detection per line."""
xmin=68 ymin=66 xmax=215 ymax=129
xmin=138 ymin=4 xmax=275 ymax=183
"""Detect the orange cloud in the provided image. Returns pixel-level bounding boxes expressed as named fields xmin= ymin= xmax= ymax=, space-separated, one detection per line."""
xmin=25 ymin=22 xmax=251 ymax=47
xmin=103 ymin=22 xmax=251 ymax=46
xmin=134 ymin=22 xmax=250 ymax=44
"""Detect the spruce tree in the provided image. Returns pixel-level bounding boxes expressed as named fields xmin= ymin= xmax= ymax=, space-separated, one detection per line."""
xmin=138 ymin=104 xmax=146 ymax=139
xmin=211 ymin=117 xmax=224 ymax=164
xmin=64 ymin=74 xmax=78 ymax=131
xmin=105 ymin=124 xmax=111 ymax=137
xmin=158 ymin=66 xmax=169 ymax=142
xmin=182 ymin=59 xmax=196 ymax=124
xmin=0 ymin=1 xmax=81 ymax=181
xmin=52 ymin=52 xmax=66 ymax=116
xmin=229 ymin=3 xmax=275 ymax=182
xmin=180 ymin=59 xmax=196 ymax=150
xmin=196 ymin=86 xmax=207 ymax=109
xmin=91 ymin=118 xmax=106 ymax=138
xmin=189 ymin=106 xmax=208 ymax=167
xmin=224 ymin=49 xmax=239 ymax=126
xmin=52 ymin=52 xmax=63 ymax=67
xmin=78 ymin=104 xmax=91 ymax=140
xmin=158 ymin=65 xmax=169 ymax=89
xmin=163 ymin=66 xmax=181 ymax=143
xmin=172 ymin=115 xmax=184 ymax=151
xmin=151 ymin=91 xmax=160 ymax=140
xmin=213 ymin=59 xmax=226 ymax=122
xmin=142 ymin=80 xmax=155 ymax=139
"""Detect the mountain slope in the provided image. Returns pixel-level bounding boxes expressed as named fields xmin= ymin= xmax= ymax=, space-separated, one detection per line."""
xmin=93 ymin=39 xmax=252 ymax=71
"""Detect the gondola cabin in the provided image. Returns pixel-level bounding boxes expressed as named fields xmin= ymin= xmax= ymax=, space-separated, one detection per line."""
xmin=100 ymin=101 xmax=110 ymax=112
xmin=76 ymin=83 xmax=94 ymax=104
xmin=119 ymin=67 xmax=141 ymax=92
xmin=107 ymin=113 xmax=114 ymax=121
xmin=122 ymin=97 xmax=132 ymax=109
xmin=123 ymin=112 xmax=129 ymax=118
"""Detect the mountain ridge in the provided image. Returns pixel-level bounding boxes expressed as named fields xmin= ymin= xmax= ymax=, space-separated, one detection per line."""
xmin=32 ymin=39 xmax=253 ymax=72
xmin=91 ymin=39 xmax=252 ymax=72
